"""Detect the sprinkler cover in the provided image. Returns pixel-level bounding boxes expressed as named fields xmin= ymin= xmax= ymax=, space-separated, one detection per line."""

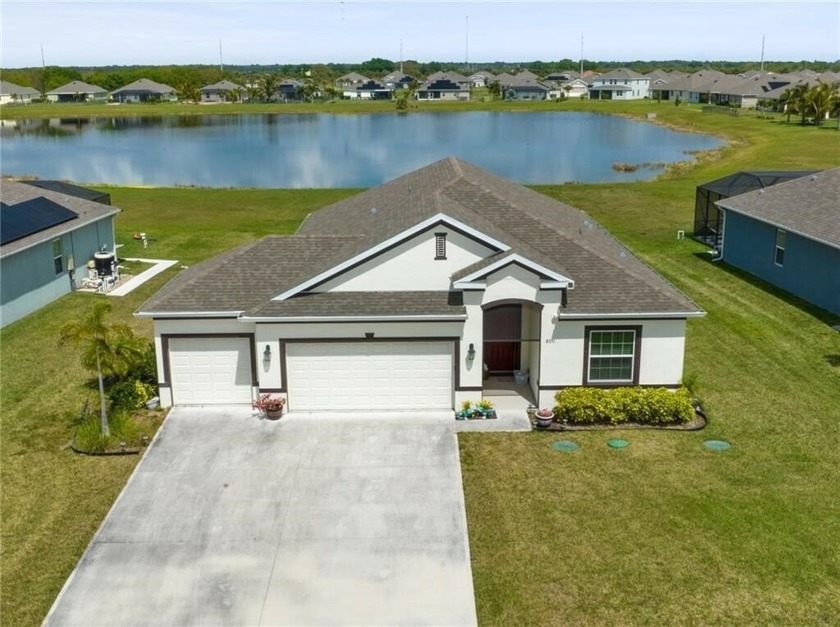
xmin=703 ymin=439 xmax=732 ymax=451
xmin=607 ymin=438 xmax=629 ymax=449
xmin=552 ymin=440 xmax=580 ymax=452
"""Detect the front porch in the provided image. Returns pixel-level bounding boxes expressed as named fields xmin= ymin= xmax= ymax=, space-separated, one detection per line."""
xmin=482 ymin=374 xmax=536 ymax=409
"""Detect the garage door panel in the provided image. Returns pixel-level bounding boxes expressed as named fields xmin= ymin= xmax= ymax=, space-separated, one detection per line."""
xmin=287 ymin=342 xmax=452 ymax=411
xmin=169 ymin=338 xmax=253 ymax=405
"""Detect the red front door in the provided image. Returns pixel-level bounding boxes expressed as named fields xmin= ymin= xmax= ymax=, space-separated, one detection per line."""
xmin=483 ymin=305 xmax=522 ymax=373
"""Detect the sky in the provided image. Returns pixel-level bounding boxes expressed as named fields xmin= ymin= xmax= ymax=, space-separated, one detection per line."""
xmin=1 ymin=1 xmax=838 ymax=68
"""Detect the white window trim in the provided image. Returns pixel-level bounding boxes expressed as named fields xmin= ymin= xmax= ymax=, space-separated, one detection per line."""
xmin=587 ymin=329 xmax=636 ymax=384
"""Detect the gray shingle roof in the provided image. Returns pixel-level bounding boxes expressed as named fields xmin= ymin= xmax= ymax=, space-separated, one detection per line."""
xmin=139 ymin=157 xmax=702 ymax=318
xmin=46 ymin=81 xmax=107 ymax=95
xmin=112 ymin=78 xmax=175 ymax=95
xmin=717 ymin=167 xmax=840 ymax=250
xmin=0 ymin=80 xmax=40 ymax=96
xmin=200 ymin=80 xmax=244 ymax=92
xmin=594 ymin=68 xmax=648 ymax=81
xmin=0 ymin=180 xmax=120 ymax=259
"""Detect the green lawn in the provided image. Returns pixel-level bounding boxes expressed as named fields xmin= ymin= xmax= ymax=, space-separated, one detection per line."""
xmin=1 ymin=101 xmax=839 ymax=625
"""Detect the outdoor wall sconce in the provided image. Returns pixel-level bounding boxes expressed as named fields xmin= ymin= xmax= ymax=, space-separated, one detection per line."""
xmin=467 ymin=343 xmax=476 ymax=362
xmin=263 ymin=344 xmax=271 ymax=367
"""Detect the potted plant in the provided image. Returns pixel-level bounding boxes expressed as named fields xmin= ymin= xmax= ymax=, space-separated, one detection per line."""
xmin=535 ymin=407 xmax=554 ymax=429
xmin=476 ymin=398 xmax=496 ymax=419
xmin=253 ymin=394 xmax=286 ymax=420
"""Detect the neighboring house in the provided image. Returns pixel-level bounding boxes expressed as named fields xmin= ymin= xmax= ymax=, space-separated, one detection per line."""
xmin=547 ymin=78 xmax=589 ymax=100
xmin=659 ymin=69 xmax=728 ymax=103
xmin=111 ymin=79 xmax=177 ymax=103
xmin=381 ymin=70 xmax=415 ymax=90
xmin=336 ymin=72 xmax=370 ymax=88
xmin=416 ymin=77 xmax=470 ymax=101
xmin=468 ymin=71 xmax=495 ymax=88
xmin=646 ymin=70 xmax=687 ymax=101
xmin=277 ymin=79 xmax=304 ymax=102
xmin=589 ymin=68 xmax=650 ymax=100
xmin=716 ymin=168 xmax=840 ymax=317
xmin=693 ymin=171 xmax=816 ymax=248
xmin=355 ymin=80 xmax=392 ymax=100
xmin=137 ymin=157 xmax=703 ymax=411
xmin=425 ymin=71 xmax=469 ymax=88
xmin=498 ymin=75 xmax=549 ymax=100
xmin=0 ymin=80 xmax=40 ymax=105
xmin=1 ymin=180 xmax=120 ymax=327
xmin=200 ymin=80 xmax=247 ymax=103
xmin=45 ymin=80 xmax=108 ymax=103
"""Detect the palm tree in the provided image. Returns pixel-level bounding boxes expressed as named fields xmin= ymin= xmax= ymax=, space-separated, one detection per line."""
xmin=259 ymin=74 xmax=279 ymax=102
xmin=806 ymin=80 xmax=839 ymax=126
xmin=780 ymin=83 xmax=809 ymax=124
xmin=59 ymin=302 xmax=145 ymax=437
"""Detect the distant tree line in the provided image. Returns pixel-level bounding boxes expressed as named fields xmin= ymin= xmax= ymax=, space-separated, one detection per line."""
xmin=3 ymin=58 xmax=838 ymax=96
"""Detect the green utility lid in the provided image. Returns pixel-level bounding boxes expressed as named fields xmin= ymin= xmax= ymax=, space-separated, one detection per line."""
xmin=703 ymin=439 xmax=732 ymax=451
xmin=552 ymin=440 xmax=580 ymax=452
xmin=607 ymin=438 xmax=629 ymax=449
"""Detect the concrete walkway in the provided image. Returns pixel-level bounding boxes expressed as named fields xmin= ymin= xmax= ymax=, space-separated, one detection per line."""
xmin=45 ymin=408 xmax=529 ymax=626
xmin=107 ymin=258 xmax=178 ymax=297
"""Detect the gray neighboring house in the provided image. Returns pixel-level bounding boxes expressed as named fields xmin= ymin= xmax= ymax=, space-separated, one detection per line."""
xmin=498 ymin=75 xmax=549 ymax=100
xmin=336 ymin=72 xmax=370 ymax=88
xmin=0 ymin=80 xmax=40 ymax=105
xmin=46 ymin=80 xmax=109 ymax=103
xmin=200 ymin=80 xmax=247 ymax=103
xmin=716 ymin=168 xmax=840 ymax=317
xmin=416 ymin=74 xmax=471 ymax=100
xmin=1 ymin=180 xmax=120 ymax=327
xmin=468 ymin=71 xmax=495 ymax=88
xmin=111 ymin=79 xmax=177 ymax=103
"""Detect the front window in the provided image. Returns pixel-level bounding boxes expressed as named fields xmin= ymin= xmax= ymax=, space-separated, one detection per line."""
xmin=774 ymin=229 xmax=786 ymax=266
xmin=52 ymin=239 xmax=63 ymax=274
xmin=586 ymin=328 xmax=637 ymax=383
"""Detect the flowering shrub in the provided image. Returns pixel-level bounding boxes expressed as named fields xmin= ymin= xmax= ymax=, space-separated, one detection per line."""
xmin=553 ymin=386 xmax=694 ymax=425
xmin=109 ymin=379 xmax=156 ymax=410
xmin=252 ymin=394 xmax=286 ymax=413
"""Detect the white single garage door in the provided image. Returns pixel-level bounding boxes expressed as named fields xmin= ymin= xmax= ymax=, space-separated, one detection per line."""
xmin=286 ymin=341 xmax=453 ymax=411
xmin=169 ymin=337 xmax=253 ymax=405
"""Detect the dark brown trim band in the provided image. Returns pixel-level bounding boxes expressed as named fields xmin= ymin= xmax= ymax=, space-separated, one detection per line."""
xmin=582 ymin=325 xmax=642 ymax=386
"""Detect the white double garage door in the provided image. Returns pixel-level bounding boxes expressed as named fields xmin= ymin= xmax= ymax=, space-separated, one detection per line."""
xmin=169 ymin=338 xmax=453 ymax=410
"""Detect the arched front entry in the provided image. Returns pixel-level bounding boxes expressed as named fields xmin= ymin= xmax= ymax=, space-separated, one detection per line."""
xmin=482 ymin=300 xmax=542 ymax=376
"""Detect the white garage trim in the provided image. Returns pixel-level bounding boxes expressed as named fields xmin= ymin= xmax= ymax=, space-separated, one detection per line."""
xmin=285 ymin=340 xmax=454 ymax=411
xmin=165 ymin=335 xmax=255 ymax=405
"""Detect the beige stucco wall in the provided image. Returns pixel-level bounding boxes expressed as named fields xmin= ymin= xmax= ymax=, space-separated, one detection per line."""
xmin=319 ymin=228 xmax=494 ymax=292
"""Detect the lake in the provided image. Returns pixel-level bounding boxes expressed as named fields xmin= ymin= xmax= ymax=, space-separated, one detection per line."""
xmin=0 ymin=112 xmax=722 ymax=188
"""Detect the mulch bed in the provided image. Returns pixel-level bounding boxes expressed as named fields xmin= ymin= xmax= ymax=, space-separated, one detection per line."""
xmin=530 ymin=408 xmax=707 ymax=432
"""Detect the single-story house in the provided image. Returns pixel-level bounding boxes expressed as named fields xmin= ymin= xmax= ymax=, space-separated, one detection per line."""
xmin=416 ymin=78 xmax=470 ymax=101
xmin=589 ymin=68 xmax=650 ymax=100
xmin=659 ymin=69 xmax=728 ymax=104
xmin=111 ymin=78 xmax=177 ymax=103
xmin=693 ymin=171 xmax=816 ymax=248
xmin=200 ymin=80 xmax=247 ymax=103
xmin=137 ymin=157 xmax=704 ymax=411
xmin=277 ymin=79 xmax=304 ymax=102
xmin=45 ymin=80 xmax=108 ymax=103
xmin=499 ymin=75 xmax=549 ymax=100
xmin=716 ymin=168 xmax=840 ymax=317
xmin=355 ymin=80 xmax=392 ymax=100
xmin=0 ymin=80 xmax=40 ymax=105
xmin=380 ymin=70 xmax=415 ymax=90
xmin=468 ymin=71 xmax=495 ymax=88
xmin=1 ymin=180 xmax=120 ymax=327
xmin=547 ymin=78 xmax=589 ymax=100
xmin=336 ymin=72 xmax=370 ymax=88
xmin=424 ymin=71 xmax=469 ymax=89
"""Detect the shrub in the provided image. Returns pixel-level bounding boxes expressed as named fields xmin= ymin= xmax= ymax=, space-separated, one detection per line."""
xmin=109 ymin=379 xmax=156 ymax=410
xmin=554 ymin=386 xmax=694 ymax=426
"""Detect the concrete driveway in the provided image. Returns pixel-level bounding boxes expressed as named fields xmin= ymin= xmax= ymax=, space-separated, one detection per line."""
xmin=44 ymin=407 xmax=515 ymax=626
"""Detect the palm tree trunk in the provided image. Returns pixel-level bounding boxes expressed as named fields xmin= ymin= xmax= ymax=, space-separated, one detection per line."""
xmin=95 ymin=347 xmax=110 ymax=438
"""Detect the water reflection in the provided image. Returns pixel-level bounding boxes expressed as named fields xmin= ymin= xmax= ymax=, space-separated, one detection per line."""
xmin=1 ymin=112 xmax=722 ymax=188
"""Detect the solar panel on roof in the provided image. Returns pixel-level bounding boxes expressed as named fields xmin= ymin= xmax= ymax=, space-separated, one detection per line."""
xmin=1 ymin=197 xmax=78 ymax=246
